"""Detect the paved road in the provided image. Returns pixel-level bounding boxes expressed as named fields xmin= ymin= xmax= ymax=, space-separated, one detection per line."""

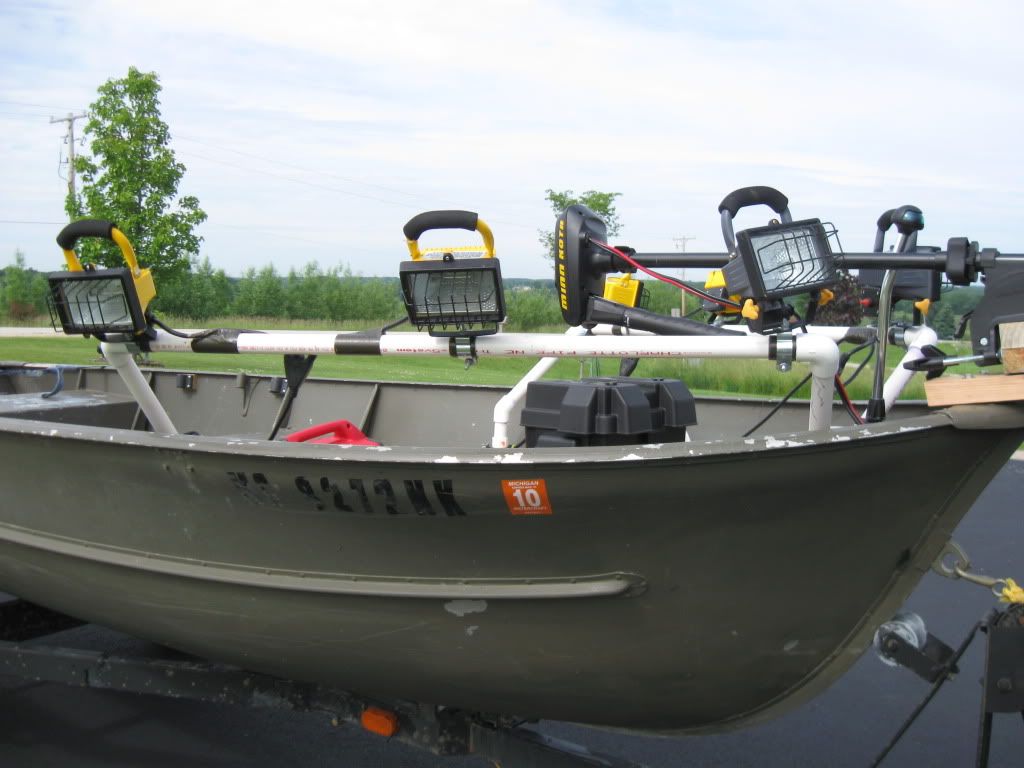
xmin=1 ymin=462 xmax=1022 ymax=767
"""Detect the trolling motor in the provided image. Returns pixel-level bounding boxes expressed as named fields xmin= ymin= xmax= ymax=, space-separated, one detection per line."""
xmin=555 ymin=204 xmax=741 ymax=336
xmin=860 ymin=205 xmax=940 ymax=323
xmin=862 ymin=206 xmax=927 ymax=422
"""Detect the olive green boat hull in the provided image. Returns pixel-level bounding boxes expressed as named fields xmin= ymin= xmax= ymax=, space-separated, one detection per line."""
xmin=0 ymin=368 xmax=1021 ymax=733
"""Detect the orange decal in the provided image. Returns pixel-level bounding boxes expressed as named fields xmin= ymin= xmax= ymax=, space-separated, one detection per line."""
xmin=501 ymin=478 xmax=552 ymax=515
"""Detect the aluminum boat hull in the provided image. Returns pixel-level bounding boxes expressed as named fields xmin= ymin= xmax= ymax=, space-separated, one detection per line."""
xmin=0 ymin=366 xmax=1020 ymax=733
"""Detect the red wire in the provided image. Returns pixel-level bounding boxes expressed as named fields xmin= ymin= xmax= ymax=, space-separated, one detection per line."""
xmin=589 ymin=239 xmax=740 ymax=309
xmin=834 ymin=375 xmax=865 ymax=425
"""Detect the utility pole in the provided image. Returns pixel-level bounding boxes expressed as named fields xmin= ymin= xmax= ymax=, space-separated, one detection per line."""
xmin=51 ymin=111 xmax=88 ymax=209
xmin=673 ymin=236 xmax=696 ymax=313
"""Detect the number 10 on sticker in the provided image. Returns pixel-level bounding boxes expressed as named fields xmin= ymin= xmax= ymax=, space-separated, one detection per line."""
xmin=501 ymin=479 xmax=552 ymax=515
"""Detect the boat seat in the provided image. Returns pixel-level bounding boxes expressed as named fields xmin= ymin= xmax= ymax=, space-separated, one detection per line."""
xmin=285 ymin=419 xmax=379 ymax=446
xmin=0 ymin=390 xmax=136 ymax=429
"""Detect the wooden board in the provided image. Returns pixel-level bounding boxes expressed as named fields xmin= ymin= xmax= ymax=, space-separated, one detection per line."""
xmin=925 ymin=374 xmax=1024 ymax=407
xmin=1002 ymin=322 xmax=1024 ymax=374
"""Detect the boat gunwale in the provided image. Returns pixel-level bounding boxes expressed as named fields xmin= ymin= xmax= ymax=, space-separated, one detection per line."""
xmin=0 ymin=407 xmax=965 ymax=465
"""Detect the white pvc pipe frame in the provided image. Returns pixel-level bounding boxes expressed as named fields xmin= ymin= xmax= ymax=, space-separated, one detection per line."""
xmin=871 ymin=324 xmax=938 ymax=419
xmin=100 ymin=342 xmax=178 ymax=434
xmin=149 ymin=329 xmax=842 ymax=438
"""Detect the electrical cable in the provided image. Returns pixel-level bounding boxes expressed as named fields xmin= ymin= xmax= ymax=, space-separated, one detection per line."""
xmin=148 ymin=315 xmax=218 ymax=340
xmin=742 ymin=336 xmax=875 ymax=436
xmin=843 ymin=342 xmax=875 ymax=386
xmin=834 ymin=375 xmax=864 ymax=425
xmin=590 ymin=239 xmax=743 ymax=309
xmin=741 ymin=373 xmax=812 ymax=438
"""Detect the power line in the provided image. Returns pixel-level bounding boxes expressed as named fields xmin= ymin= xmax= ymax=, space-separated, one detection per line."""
xmin=179 ymin=148 xmax=424 ymax=209
xmin=0 ymin=219 xmax=68 ymax=225
xmin=175 ymin=135 xmax=534 ymax=231
xmin=176 ymin=134 xmax=427 ymax=201
xmin=0 ymin=100 xmax=78 ymax=111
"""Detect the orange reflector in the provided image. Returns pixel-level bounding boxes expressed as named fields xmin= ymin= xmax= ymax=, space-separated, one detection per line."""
xmin=360 ymin=706 xmax=400 ymax=738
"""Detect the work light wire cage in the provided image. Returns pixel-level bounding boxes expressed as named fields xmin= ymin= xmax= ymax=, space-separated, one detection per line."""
xmin=47 ymin=281 xmax=131 ymax=334
xmin=751 ymin=222 xmax=843 ymax=295
xmin=45 ymin=267 xmax=148 ymax=337
xmin=400 ymin=259 xmax=506 ymax=336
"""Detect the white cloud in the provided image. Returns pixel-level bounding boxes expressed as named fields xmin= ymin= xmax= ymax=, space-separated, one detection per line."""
xmin=1 ymin=0 xmax=1022 ymax=277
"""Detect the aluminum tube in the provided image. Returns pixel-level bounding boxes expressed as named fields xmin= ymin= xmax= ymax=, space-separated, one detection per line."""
xmin=491 ymin=327 xmax=588 ymax=449
xmin=100 ymin=342 xmax=177 ymax=434
xmin=867 ymin=269 xmax=898 ymax=422
xmin=630 ymin=250 xmax=1023 ymax=270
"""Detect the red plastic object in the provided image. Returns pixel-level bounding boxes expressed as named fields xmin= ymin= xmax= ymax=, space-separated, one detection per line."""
xmin=285 ymin=419 xmax=379 ymax=446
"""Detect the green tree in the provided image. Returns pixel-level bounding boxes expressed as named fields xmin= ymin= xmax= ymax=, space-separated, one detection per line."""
xmin=1 ymin=250 xmax=48 ymax=319
xmin=538 ymin=189 xmax=622 ymax=261
xmin=156 ymin=257 xmax=234 ymax=320
xmin=67 ymin=67 xmax=206 ymax=282
xmin=233 ymin=266 xmax=284 ymax=317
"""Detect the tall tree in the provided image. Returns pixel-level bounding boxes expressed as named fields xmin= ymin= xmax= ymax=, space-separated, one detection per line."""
xmin=538 ymin=189 xmax=622 ymax=261
xmin=67 ymin=67 xmax=206 ymax=281
xmin=1 ymin=250 xmax=48 ymax=319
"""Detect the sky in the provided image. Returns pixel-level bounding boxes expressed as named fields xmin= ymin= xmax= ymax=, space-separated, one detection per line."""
xmin=1 ymin=0 xmax=1022 ymax=279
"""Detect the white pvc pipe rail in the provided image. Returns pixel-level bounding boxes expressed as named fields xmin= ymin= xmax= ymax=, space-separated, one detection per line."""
xmin=149 ymin=329 xmax=841 ymax=432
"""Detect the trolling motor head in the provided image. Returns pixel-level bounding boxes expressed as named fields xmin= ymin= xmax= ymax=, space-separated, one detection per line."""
xmin=554 ymin=205 xmax=741 ymax=337
xmin=555 ymin=204 xmax=617 ymax=327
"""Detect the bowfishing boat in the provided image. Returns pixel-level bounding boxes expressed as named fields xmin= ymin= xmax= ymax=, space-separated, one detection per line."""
xmin=0 ymin=188 xmax=1021 ymax=735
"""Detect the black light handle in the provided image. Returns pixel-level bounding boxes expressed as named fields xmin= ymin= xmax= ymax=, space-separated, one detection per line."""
xmin=717 ymin=186 xmax=791 ymax=219
xmin=718 ymin=187 xmax=793 ymax=251
xmin=403 ymin=210 xmax=479 ymax=241
xmin=56 ymin=219 xmax=116 ymax=250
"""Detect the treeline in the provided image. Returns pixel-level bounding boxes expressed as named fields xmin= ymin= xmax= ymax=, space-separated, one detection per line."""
xmin=0 ymin=253 xmax=571 ymax=329
xmin=0 ymin=250 xmax=984 ymax=337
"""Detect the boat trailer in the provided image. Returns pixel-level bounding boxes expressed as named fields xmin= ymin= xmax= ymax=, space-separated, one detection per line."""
xmin=0 ymin=597 xmax=645 ymax=768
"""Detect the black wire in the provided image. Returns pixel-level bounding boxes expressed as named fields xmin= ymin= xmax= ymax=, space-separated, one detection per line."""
xmin=742 ymin=373 xmax=812 ymax=437
xmin=148 ymin=315 xmax=217 ymax=340
xmin=380 ymin=316 xmax=408 ymax=333
xmin=742 ymin=336 xmax=877 ymax=436
xmin=843 ymin=342 xmax=875 ymax=386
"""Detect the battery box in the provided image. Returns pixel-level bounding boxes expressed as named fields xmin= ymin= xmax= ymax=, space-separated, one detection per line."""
xmin=521 ymin=377 xmax=697 ymax=448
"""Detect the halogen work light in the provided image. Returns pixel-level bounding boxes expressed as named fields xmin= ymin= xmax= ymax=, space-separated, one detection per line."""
xmin=399 ymin=210 xmax=505 ymax=337
xmin=47 ymin=219 xmax=155 ymax=338
xmin=722 ymin=218 xmax=836 ymax=301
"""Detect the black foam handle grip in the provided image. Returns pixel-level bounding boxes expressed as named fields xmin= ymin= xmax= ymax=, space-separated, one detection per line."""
xmin=876 ymin=205 xmax=924 ymax=233
xmin=56 ymin=219 xmax=116 ymax=250
xmin=875 ymin=209 xmax=896 ymax=231
xmin=403 ymin=210 xmax=478 ymax=241
xmin=717 ymin=187 xmax=789 ymax=218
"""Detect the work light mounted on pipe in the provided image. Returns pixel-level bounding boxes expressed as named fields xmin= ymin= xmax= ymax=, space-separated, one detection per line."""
xmin=717 ymin=186 xmax=840 ymax=333
xmin=399 ymin=211 xmax=506 ymax=341
xmin=47 ymin=219 xmax=156 ymax=339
